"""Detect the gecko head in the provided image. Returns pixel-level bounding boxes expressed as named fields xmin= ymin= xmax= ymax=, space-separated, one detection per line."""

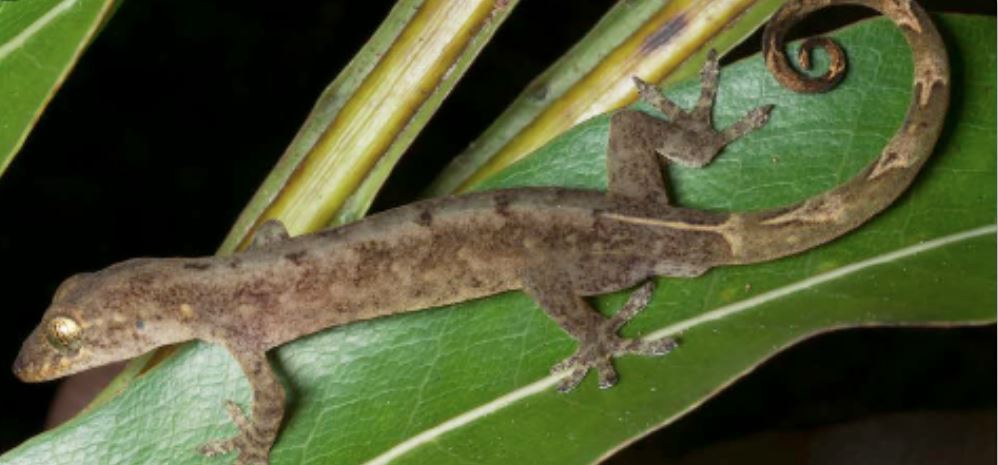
xmin=14 ymin=260 xmax=193 ymax=383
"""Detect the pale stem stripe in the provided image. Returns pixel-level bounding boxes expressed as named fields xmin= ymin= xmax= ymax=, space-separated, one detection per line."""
xmin=0 ymin=0 xmax=79 ymax=61
xmin=363 ymin=224 xmax=996 ymax=465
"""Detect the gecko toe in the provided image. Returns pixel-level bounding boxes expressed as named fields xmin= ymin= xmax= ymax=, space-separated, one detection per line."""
xmin=721 ymin=104 xmax=775 ymax=143
xmin=609 ymin=282 xmax=656 ymax=331
xmin=556 ymin=367 xmax=588 ymax=393
xmin=198 ymin=434 xmax=268 ymax=465
xmin=551 ymin=336 xmax=677 ymax=392
xmin=198 ymin=437 xmax=237 ymax=457
xmin=224 ymin=400 xmax=252 ymax=432
xmin=595 ymin=358 xmax=619 ymax=389
xmin=631 ymin=76 xmax=685 ymax=119
xmin=622 ymin=336 xmax=679 ymax=357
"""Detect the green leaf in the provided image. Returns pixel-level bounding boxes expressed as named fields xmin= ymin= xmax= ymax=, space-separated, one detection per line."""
xmin=3 ymin=14 xmax=994 ymax=465
xmin=0 ymin=0 xmax=116 ymax=177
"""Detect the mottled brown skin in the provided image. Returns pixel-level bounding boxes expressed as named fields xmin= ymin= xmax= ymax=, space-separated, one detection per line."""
xmin=13 ymin=1 xmax=949 ymax=464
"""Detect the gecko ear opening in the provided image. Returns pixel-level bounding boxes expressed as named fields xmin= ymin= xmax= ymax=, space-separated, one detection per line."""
xmin=250 ymin=220 xmax=290 ymax=249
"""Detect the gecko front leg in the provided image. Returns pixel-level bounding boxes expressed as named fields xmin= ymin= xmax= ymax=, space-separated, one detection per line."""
xmin=198 ymin=347 xmax=285 ymax=465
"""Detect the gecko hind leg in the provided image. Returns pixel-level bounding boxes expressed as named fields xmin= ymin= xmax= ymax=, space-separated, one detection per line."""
xmin=551 ymin=282 xmax=677 ymax=391
xmin=633 ymin=49 xmax=774 ymax=168
xmin=523 ymin=269 xmax=677 ymax=392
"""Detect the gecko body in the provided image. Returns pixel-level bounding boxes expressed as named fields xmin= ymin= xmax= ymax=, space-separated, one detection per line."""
xmin=14 ymin=1 xmax=949 ymax=464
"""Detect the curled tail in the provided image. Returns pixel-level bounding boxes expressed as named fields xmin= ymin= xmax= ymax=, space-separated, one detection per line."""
xmin=727 ymin=0 xmax=950 ymax=265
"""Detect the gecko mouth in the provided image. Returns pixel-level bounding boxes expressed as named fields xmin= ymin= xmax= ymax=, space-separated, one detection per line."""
xmin=12 ymin=353 xmax=48 ymax=383
xmin=12 ymin=352 xmax=81 ymax=383
xmin=12 ymin=331 xmax=82 ymax=383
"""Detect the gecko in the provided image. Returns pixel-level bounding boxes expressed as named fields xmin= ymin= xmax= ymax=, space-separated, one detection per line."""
xmin=13 ymin=0 xmax=949 ymax=464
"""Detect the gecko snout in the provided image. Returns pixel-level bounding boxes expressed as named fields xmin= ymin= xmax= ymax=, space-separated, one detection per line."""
xmin=11 ymin=325 xmax=80 ymax=383
xmin=12 ymin=346 xmax=42 ymax=383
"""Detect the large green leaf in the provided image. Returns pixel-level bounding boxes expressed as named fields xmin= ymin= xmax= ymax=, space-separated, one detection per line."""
xmin=0 ymin=0 xmax=116 ymax=177
xmin=3 ymin=14 xmax=994 ymax=465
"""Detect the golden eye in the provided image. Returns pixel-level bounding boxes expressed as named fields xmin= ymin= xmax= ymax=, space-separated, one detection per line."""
xmin=46 ymin=316 xmax=82 ymax=351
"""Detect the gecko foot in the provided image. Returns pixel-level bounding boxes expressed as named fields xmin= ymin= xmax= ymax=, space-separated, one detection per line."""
xmin=198 ymin=401 xmax=270 ymax=465
xmin=632 ymin=49 xmax=774 ymax=168
xmin=551 ymin=282 xmax=678 ymax=392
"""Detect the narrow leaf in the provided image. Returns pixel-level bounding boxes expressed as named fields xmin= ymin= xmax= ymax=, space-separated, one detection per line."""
xmin=221 ymin=0 xmax=521 ymax=253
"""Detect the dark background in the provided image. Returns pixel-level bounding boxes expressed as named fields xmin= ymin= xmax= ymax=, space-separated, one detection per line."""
xmin=0 ymin=0 xmax=993 ymax=461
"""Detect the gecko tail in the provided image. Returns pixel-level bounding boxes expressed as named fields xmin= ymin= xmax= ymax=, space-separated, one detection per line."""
xmin=726 ymin=0 xmax=949 ymax=265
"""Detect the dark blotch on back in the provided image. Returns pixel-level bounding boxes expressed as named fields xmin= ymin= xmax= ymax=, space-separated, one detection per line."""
xmin=527 ymin=80 xmax=549 ymax=101
xmin=285 ymin=250 xmax=308 ymax=266
xmin=881 ymin=151 xmax=900 ymax=165
xmin=494 ymin=192 xmax=513 ymax=217
xmin=183 ymin=262 xmax=212 ymax=271
xmin=641 ymin=14 xmax=688 ymax=53
xmin=416 ymin=209 xmax=433 ymax=227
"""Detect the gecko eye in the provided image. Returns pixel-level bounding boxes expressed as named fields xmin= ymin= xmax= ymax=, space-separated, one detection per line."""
xmin=46 ymin=316 xmax=82 ymax=352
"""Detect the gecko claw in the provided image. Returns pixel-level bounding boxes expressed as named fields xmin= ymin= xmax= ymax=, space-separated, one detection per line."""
xmin=692 ymin=49 xmax=721 ymax=119
xmin=632 ymin=76 xmax=684 ymax=119
xmin=595 ymin=358 xmax=618 ymax=389
xmin=198 ymin=434 xmax=269 ymax=465
xmin=224 ymin=400 xmax=252 ymax=431
xmin=198 ymin=437 xmax=237 ymax=457
xmin=722 ymin=104 xmax=774 ymax=144
xmin=555 ymin=366 xmax=588 ymax=393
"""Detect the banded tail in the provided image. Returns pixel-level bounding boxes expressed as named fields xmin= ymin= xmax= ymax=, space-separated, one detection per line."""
xmin=727 ymin=0 xmax=949 ymax=265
